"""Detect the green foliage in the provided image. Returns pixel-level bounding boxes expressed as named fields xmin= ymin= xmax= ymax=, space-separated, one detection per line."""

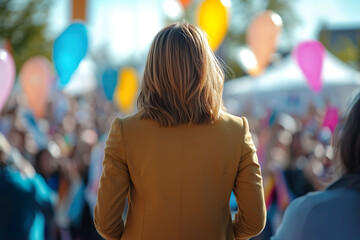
xmin=0 ymin=0 xmax=53 ymax=73
xmin=320 ymin=29 xmax=360 ymax=70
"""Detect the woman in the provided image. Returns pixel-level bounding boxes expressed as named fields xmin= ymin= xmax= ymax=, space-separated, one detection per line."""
xmin=272 ymin=94 xmax=360 ymax=240
xmin=94 ymin=22 xmax=266 ymax=240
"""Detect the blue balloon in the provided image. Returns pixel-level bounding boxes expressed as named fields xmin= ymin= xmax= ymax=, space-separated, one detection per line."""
xmin=53 ymin=22 xmax=88 ymax=87
xmin=230 ymin=191 xmax=237 ymax=210
xmin=101 ymin=68 xmax=118 ymax=100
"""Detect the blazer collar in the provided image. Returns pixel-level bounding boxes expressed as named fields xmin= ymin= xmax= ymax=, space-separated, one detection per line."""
xmin=327 ymin=174 xmax=360 ymax=193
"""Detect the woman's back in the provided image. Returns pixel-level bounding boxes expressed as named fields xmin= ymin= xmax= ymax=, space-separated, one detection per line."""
xmin=94 ymin=22 xmax=266 ymax=240
xmin=94 ymin=112 xmax=266 ymax=240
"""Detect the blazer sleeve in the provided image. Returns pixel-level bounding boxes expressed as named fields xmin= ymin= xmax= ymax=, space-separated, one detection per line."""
xmin=94 ymin=118 xmax=130 ymax=240
xmin=232 ymin=117 xmax=267 ymax=240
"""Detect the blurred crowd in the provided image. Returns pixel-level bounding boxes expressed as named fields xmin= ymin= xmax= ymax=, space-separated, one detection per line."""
xmin=0 ymin=84 xmax=342 ymax=240
xmin=244 ymin=104 xmax=340 ymax=239
xmin=225 ymin=102 xmax=341 ymax=239
xmin=0 ymin=86 xmax=122 ymax=240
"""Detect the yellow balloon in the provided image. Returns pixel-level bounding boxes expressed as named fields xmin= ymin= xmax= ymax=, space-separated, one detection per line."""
xmin=197 ymin=0 xmax=230 ymax=51
xmin=114 ymin=67 xmax=139 ymax=113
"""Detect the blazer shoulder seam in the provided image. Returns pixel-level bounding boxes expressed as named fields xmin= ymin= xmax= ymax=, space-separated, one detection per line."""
xmin=118 ymin=118 xmax=127 ymax=164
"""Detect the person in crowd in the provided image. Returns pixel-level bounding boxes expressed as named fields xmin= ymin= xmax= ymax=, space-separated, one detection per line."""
xmin=283 ymin=131 xmax=314 ymax=198
xmin=0 ymin=133 xmax=54 ymax=240
xmin=94 ymin=22 xmax=266 ymax=240
xmin=35 ymin=148 xmax=60 ymax=191
xmin=272 ymin=93 xmax=360 ymax=240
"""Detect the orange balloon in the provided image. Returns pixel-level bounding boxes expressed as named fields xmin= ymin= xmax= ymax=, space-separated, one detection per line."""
xmin=20 ymin=56 xmax=53 ymax=118
xmin=246 ymin=11 xmax=282 ymax=76
xmin=179 ymin=0 xmax=192 ymax=8
xmin=197 ymin=0 xmax=230 ymax=51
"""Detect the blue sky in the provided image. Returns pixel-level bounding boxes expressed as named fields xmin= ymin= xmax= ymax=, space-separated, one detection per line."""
xmin=47 ymin=0 xmax=360 ymax=64
xmin=292 ymin=0 xmax=360 ymax=40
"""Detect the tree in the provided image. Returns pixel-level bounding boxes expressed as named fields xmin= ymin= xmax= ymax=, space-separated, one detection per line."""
xmin=0 ymin=0 xmax=53 ymax=73
xmin=319 ymin=27 xmax=360 ymax=70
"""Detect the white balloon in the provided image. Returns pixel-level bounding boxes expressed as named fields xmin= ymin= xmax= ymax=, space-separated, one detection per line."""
xmin=64 ymin=58 xmax=97 ymax=95
xmin=236 ymin=46 xmax=259 ymax=74
xmin=162 ymin=0 xmax=184 ymax=20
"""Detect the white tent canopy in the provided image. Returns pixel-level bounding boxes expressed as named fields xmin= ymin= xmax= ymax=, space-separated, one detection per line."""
xmin=223 ymin=52 xmax=360 ymax=117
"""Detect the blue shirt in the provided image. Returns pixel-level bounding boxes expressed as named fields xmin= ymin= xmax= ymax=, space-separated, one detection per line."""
xmin=272 ymin=174 xmax=360 ymax=240
xmin=0 ymin=165 xmax=54 ymax=240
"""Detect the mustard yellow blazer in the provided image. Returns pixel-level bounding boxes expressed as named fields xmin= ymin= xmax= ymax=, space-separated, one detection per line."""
xmin=94 ymin=112 xmax=266 ymax=240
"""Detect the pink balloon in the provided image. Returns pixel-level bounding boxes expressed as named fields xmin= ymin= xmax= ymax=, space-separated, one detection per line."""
xmin=0 ymin=49 xmax=16 ymax=113
xmin=293 ymin=41 xmax=325 ymax=93
xmin=322 ymin=106 xmax=339 ymax=133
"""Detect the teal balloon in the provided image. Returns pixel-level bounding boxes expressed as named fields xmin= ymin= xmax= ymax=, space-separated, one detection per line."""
xmin=230 ymin=191 xmax=237 ymax=210
xmin=101 ymin=68 xmax=118 ymax=100
xmin=53 ymin=23 xmax=88 ymax=87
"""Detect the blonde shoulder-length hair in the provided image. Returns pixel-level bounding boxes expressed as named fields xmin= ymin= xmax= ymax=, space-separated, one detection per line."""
xmin=137 ymin=22 xmax=225 ymax=127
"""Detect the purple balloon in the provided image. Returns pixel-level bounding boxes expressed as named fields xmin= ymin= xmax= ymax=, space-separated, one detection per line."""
xmin=0 ymin=49 xmax=15 ymax=113
xmin=293 ymin=41 xmax=325 ymax=93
